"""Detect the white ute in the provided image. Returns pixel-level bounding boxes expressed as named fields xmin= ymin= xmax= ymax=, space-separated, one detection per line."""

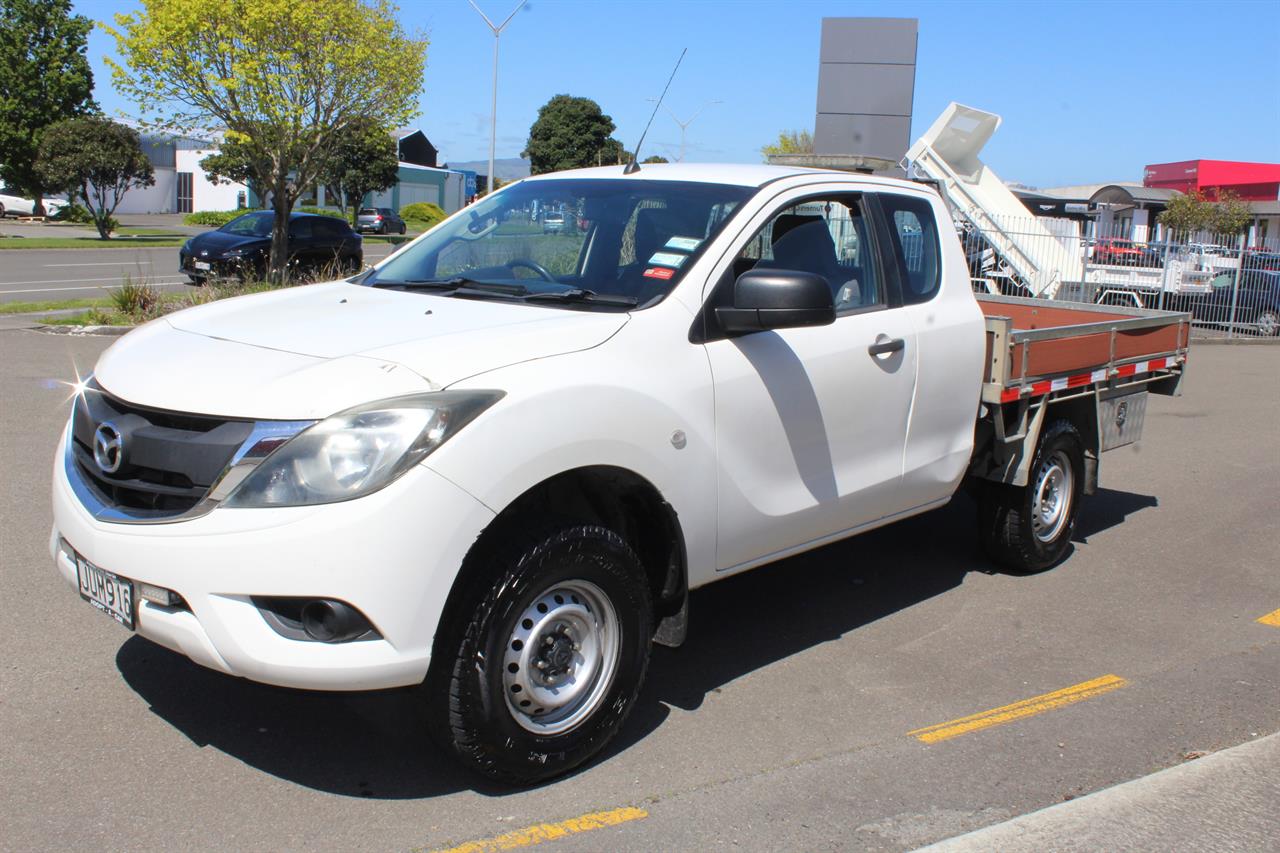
xmin=51 ymin=164 xmax=1190 ymax=784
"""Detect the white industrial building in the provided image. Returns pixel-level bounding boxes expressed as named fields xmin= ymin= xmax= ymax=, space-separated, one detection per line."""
xmin=115 ymin=128 xmax=469 ymax=216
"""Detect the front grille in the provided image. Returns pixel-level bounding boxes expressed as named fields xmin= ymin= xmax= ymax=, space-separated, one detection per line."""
xmin=72 ymin=379 xmax=254 ymax=518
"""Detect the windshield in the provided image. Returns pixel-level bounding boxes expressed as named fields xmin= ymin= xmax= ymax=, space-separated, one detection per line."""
xmin=220 ymin=211 xmax=274 ymax=237
xmin=365 ymin=178 xmax=753 ymax=308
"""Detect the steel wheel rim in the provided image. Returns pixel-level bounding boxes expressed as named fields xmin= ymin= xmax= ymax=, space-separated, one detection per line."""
xmin=1032 ymin=450 xmax=1073 ymax=543
xmin=502 ymin=579 xmax=621 ymax=735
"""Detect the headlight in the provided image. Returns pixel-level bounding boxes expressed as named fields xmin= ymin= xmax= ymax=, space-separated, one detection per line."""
xmin=224 ymin=391 xmax=503 ymax=508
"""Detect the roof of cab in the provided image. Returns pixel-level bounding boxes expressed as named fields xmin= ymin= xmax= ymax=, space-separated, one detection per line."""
xmin=519 ymin=162 xmax=922 ymax=190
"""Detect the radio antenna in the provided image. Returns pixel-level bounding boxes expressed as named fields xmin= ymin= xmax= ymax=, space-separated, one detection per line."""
xmin=624 ymin=47 xmax=686 ymax=174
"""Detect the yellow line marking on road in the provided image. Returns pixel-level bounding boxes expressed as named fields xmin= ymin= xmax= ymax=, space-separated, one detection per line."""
xmin=429 ymin=806 xmax=648 ymax=853
xmin=1258 ymin=609 xmax=1280 ymax=628
xmin=909 ymin=674 xmax=1129 ymax=744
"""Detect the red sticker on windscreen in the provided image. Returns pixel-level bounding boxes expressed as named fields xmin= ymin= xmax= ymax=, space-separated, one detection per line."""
xmin=643 ymin=267 xmax=675 ymax=280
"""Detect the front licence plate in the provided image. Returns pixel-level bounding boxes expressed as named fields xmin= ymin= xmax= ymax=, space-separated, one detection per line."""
xmin=77 ymin=557 xmax=135 ymax=630
xmin=193 ymin=261 xmax=211 ymax=271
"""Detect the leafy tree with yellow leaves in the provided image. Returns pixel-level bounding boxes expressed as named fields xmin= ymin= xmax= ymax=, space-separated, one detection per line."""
xmin=106 ymin=0 xmax=426 ymax=281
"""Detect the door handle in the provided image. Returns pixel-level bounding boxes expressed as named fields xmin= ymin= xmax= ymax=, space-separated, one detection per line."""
xmin=868 ymin=336 xmax=905 ymax=357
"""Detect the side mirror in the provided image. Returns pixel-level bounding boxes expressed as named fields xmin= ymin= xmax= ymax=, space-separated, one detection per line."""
xmin=715 ymin=269 xmax=836 ymax=334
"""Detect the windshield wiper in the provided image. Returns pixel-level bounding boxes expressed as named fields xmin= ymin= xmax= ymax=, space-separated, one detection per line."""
xmin=522 ymin=288 xmax=638 ymax=307
xmin=370 ymin=277 xmax=528 ymax=296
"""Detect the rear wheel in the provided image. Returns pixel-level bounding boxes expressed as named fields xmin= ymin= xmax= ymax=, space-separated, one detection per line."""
xmin=399 ymin=223 xmax=406 ymax=235
xmin=979 ymin=419 xmax=1084 ymax=573
xmin=1257 ymin=309 xmax=1280 ymax=337
xmin=426 ymin=523 xmax=652 ymax=785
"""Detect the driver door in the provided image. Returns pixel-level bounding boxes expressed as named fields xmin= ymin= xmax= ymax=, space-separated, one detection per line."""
xmin=703 ymin=190 xmax=920 ymax=572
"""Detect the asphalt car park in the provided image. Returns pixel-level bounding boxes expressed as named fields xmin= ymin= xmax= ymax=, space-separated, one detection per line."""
xmin=2 ymin=330 xmax=1277 ymax=851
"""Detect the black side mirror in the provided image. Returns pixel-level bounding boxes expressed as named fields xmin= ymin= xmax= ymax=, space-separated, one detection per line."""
xmin=715 ymin=269 xmax=836 ymax=334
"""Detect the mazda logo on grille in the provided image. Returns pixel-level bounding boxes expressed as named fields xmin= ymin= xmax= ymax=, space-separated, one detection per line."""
xmin=93 ymin=422 xmax=124 ymax=474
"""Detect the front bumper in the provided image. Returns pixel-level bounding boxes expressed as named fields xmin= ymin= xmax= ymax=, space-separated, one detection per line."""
xmin=51 ymin=425 xmax=495 ymax=691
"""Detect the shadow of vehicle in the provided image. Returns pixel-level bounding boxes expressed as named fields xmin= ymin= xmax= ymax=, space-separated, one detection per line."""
xmin=118 ymin=488 xmax=1155 ymax=797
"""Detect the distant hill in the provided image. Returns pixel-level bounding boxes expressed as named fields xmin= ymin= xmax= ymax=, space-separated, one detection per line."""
xmin=444 ymin=157 xmax=531 ymax=181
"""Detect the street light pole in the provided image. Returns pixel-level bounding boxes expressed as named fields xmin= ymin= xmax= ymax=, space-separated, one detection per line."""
xmin=469 ymin=0 xmax=525 ymax=196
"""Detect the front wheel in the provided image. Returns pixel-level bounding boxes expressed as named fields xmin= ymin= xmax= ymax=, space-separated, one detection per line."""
xmin=427 ymin=524 xmax=652 ymax=785
xmin=979 ymin=419 xmax=1085 ymax=573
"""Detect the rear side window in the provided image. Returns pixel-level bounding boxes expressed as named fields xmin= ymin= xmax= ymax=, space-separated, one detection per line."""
xmin=289 ymin=217 xmax=314 ymax=239
xmin=878 ymin=194 xmax=941 ymax=304
xmin=315 ymin=218 xmax=349 ymax=239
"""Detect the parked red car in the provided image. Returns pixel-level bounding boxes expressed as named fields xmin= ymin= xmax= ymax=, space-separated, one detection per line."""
xmin=1092 ymin=238 xmax=1146 ymax=266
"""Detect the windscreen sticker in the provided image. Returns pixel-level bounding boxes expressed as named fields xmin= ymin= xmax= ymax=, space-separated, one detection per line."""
xmin=664 ymin=236 xmax=701 ymax=252
xmin=647 ymin=251 xmax=686 ymax=268
xmin=643 ymin=267 xmax=676 ymax=280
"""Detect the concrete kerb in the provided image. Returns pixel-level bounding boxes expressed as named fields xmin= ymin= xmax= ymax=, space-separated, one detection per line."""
xmin=37 ymin=324 xmax=133 ymax=337
xmin=916 ymin=731 xmax=1280 ymax=852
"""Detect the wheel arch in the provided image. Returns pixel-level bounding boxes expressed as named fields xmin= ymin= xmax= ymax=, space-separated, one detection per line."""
xmin=433 ymin=465 xmax=689 ymax=665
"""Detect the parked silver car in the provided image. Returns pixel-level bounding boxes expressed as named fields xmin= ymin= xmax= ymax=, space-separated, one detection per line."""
xmin=356 ymin=207 xmax=406 ymax=235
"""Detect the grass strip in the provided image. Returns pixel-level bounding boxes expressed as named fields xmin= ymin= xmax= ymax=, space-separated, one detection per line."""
xmin=0 ymin=236 xmax=186 ymax=249
xmin=0 ymin=297 xmax=113 ymax=314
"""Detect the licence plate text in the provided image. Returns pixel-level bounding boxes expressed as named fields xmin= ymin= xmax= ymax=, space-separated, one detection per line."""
xmin=77 ymin=558 xmax=135 ymax=630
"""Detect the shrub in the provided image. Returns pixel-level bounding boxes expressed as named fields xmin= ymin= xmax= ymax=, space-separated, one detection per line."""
xmin=184 ymin=209 xmax=250 ymax=227
xmin=110 ymin=275 xmax=161 ymax=318
xmin=51 ymin=203 xmax=93 ymax=223
xmin=400 ymin=202 xmax=446 ymax=228
xmin=298 ymin=206 xmax=345 ymax=219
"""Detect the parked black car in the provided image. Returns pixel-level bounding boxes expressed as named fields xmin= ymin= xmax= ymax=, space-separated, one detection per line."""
xmin=355 ymin=207 xmax=406 ymax=235
xmin=1190 ymin=267 xmax=1280 ymax=336
xmin=180 ymin=211 xmax=363 ymax=283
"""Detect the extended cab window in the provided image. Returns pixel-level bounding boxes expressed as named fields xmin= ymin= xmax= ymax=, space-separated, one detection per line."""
xmin=878 ymin=194 xmax=941 ymax=304
xmin=729 ymin=195 xmax=882 ymax=313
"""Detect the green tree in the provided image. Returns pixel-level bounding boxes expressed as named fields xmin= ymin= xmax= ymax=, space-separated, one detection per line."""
xmin=0 ymin=0 xmax=97 ymax=215
xmin=107 ymin=0 xmax=426 ymax=281
xmin=642 ymin=155 xmax=670 ymax=164
xmin=199 ymin=136 xmax=270 ymax=207
xmin=37 ymin=117 xmax=155 ymax=238
xmin=1157 ymin=191 xmax=1214 ymax=240
xmin=1209 ymin=190 xmax=1252 ymax=240
xmin=598 ymin=137 xmax=630 ymax=167
xmin=319 ymin=118 xmax=400 ymax=223
xmin=760 ymin=129 xmax=814 ymax=161
xmin=522 ymin=95 xmax=618 ymax=175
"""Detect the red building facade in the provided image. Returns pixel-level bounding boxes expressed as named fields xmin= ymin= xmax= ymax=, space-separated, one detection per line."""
xmin=1143 ymin=160 xmax=1280 ymax=201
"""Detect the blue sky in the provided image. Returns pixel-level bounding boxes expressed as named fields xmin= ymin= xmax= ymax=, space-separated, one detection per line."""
xmin=75 ymin=0 xmax=1280 ymax=187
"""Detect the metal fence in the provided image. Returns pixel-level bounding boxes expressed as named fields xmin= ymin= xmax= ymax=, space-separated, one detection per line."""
xmin=953 ymin=211 xmax=1280 ymax=338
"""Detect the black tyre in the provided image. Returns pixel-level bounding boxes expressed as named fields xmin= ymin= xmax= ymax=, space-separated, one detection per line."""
xmin=1257 ymin=308 xmax=1280 ymax=337
xmin=399 ymin=223 xmax=406 ymax=235
xmin=427 ymin=523 xmax=652 ymax=785
xmin=979 ymin=419 xmax=1084 ymax=573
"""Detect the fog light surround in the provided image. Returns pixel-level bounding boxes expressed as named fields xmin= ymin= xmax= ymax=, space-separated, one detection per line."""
xmin=252 ymin=596 xmax=380 ymax=643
